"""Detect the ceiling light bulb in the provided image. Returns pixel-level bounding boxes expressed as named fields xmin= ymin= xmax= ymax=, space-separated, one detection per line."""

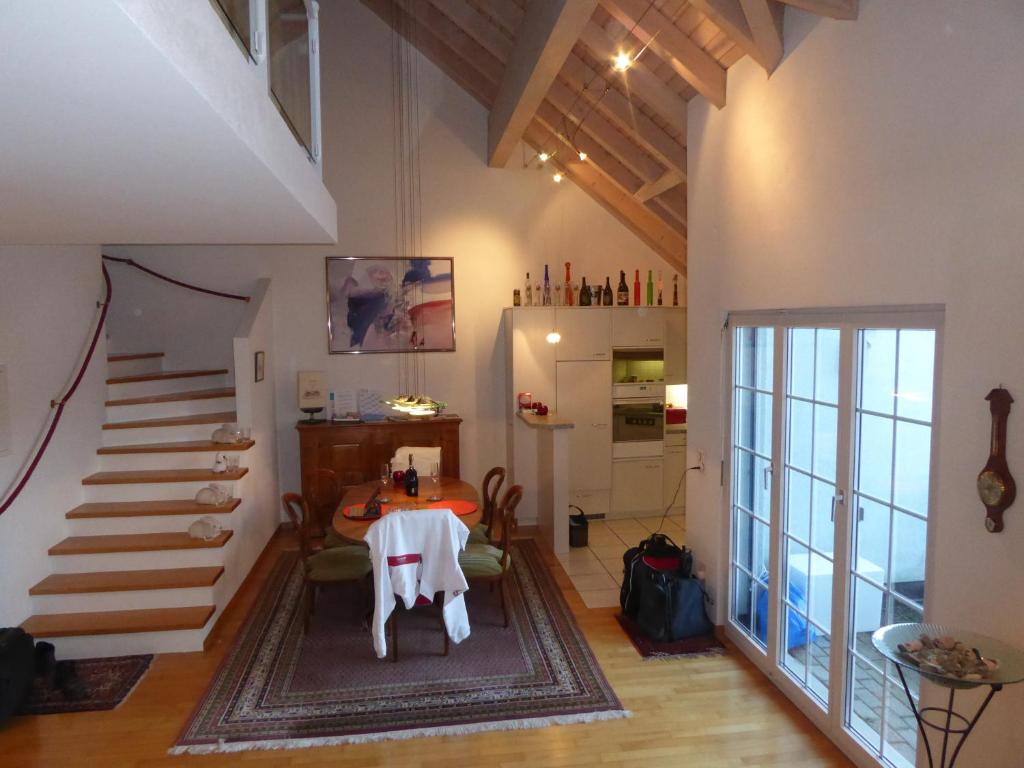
xmin=538 ymin=151 xmax=550 ymax=163
xmin=546 ymin=331 xmax=561 ymax=344
xmin=613 ymin=51 xmax=632 ymax=72
xmin=552 ymin=172 xmax=563 ymax=183
xmin=578 ymin=151 xmax=588 ymax=162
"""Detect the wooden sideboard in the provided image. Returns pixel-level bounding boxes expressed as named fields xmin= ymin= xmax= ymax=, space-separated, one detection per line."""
xmin=296 ymin=416 xmax=462 ymax=502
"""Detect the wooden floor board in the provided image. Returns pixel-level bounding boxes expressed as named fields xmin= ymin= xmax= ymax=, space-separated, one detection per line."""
xmin=0 ymin=531 xmax=852 ymax=767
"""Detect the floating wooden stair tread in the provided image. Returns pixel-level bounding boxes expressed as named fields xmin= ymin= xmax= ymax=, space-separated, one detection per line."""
xmin=107 ymin=352 xmax=164 ymax=363
xmin=107 ymin=368 xmax=228 ymax=385
xmin=30 ymin=566 xmax=224 ymax=595
xmin=98 ymin=439 xmax=254 ymax=455
xmin=82 ymin=468 xmax=247 ymax=485
xmin=49 ymin=530 xmax=233 ymax=555
xmin=67 ymin=499 xmax=241 ymax=519
xmin=21 ymin=606 xmax=215 ymax=638
xmin=105 ymin=387 xmax=235 ymax=407
xmin=103 ymin=411 xmax=236 ymax=430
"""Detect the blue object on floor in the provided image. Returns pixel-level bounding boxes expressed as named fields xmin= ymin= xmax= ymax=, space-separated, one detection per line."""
xmin=755 ymin=576 xmax=816 ymax=650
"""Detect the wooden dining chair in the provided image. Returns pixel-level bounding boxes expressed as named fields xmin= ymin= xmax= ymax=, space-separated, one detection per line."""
xmin=459 ymin=484 xmax=523 ymax=628
xmin=307 ymin=468 xmax=348 ymax=549
xmin=282 ymin=493 xmax=372 ymax=633
xmin=467 ymin=466 xmax=505 ymax=546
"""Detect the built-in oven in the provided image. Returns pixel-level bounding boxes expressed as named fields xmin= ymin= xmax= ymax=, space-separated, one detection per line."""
xmin=612 ymin=396 xmax=664 ymax=458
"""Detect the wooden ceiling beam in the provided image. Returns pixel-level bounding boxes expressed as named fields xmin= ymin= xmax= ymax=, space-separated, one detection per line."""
xmin=776 ymin=0 xmax=857 ymax=19
xmin=635 ymin=169 xmax=684 ymax=203
xmin=690 ymin=0 xmax=784 ymax=73
xmin=578 ymin=21 xmax=691 ymax=123
xmin=487 ymin=0 xmax=598 ymax=167
xmin=600 ymin=0 xmax=727 ymax=107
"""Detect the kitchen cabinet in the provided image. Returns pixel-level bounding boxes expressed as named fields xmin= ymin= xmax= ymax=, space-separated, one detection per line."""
xmin=557 ymin=360 xmax=612 ymax=515
xmin=663 ymin=432 xmax=687 ymax=514
xmin=555 ymin=308 xmax=610 ymax=362
xmin=611 ymin=458 xmax=664 ymax=515
xmin=664 ymin=308 xmax=687 ymax=384
xmin=612 ymin=307 xmax=664 ymax=348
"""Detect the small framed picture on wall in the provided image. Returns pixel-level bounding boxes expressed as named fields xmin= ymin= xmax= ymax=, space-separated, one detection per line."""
xmin=254 ymin=351 xmax=265 ymax=383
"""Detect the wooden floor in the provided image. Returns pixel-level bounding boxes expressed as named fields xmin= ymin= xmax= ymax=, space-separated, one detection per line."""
xmin=0 ymin=530 xmax=853 ymax=767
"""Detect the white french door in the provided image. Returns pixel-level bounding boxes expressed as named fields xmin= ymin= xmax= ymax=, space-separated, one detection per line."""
xmin=725 ymin=309 xmax=942 ymax=768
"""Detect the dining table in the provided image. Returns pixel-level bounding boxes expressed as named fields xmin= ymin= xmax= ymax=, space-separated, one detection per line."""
xmin=332 ymin=477 xmax=481 ymax=545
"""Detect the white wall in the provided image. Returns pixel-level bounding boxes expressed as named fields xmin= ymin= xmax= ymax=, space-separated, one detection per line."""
xmin=686 ymin=1 xmax=1024 ymax=764
xmin=106 ymin=0 xmax=678 ymax=517
xmin=0 ymin=249 xmax=106 ymax=627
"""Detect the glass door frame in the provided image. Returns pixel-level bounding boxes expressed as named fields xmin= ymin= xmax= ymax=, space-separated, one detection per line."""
xmin=721 ymin=306 xmax=944 ymax=768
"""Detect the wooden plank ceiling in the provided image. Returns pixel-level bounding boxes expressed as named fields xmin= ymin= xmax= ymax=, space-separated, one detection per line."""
xmin=361 ymin=0 xmax=858 ymax=273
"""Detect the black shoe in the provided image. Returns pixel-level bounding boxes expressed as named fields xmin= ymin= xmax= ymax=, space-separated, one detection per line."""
xmin=55 ymin=660 xmax=87 ymax=702
xmin=34 ymin=641 xmax=57 ymax=688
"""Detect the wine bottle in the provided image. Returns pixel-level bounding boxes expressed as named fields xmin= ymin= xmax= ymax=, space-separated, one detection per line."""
xmin=542 ymin=265 xmax=552 ymax=306
xmin=617 ymin=270 xmax=629 ymax=305
xmin=579 ymin=277 xmax=592 ymax=306
xmin=672 ymin=274 xmax=679 ymax=306
xmin=554 ymin=283 xmax=563 ymax=306
xmin=525 ymin=272 xmax=532 ymax=307
xmin=602 ymin=277 xmax=613 ymax=306
xmin=633 ymin=269 xmax=641 ymax=306
xmin=646 ymin=270 xmax=654 ymax=306
xmin=404 ymin=454 xmax=419 ymax=497
xmin=657 ymin=270 xmax=663 ymax=306
xmin=564 ymin=262 xmax=574 ymax=306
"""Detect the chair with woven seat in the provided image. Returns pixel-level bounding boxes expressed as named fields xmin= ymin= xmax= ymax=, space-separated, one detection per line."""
xmin=467 ymin=466 xmax=505 ymax=546
xmin=459 ymin=484 xmax=523 ymax=628
xmin=306 ymin=468 xmax=349 ymax=550
xmin=282 ymin=492 xmax=372 ymax=633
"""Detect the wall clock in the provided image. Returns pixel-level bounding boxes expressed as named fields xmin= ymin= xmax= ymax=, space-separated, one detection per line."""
xmin=977 ymin=388 xmax=1015 ymax=532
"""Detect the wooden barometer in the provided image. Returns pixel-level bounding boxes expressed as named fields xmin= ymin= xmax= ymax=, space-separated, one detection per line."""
xmin=977 ymin=387 xmax=1015 ymax=532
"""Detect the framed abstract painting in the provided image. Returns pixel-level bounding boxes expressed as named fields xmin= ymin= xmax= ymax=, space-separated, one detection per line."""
xmin=325 ymin=257 xmax=456 ymax=354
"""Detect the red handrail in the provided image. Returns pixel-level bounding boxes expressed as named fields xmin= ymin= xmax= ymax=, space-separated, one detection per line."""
xmin=0 ymin=265 xmax=113 ymax=517
xmin=102 ymin=255 xmax=250 ymax=302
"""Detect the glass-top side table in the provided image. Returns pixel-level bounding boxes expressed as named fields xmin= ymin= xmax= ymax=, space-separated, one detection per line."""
xmin=873 ymin=623 xmax=1024 ymax=768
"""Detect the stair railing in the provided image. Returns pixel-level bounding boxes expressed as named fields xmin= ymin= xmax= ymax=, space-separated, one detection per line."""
xmin=101 ymin=255 xmax=250 ymax=302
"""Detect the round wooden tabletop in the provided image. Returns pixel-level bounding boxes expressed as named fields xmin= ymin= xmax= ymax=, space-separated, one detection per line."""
xmin=332 ymin=477 xmax=481 ymax=544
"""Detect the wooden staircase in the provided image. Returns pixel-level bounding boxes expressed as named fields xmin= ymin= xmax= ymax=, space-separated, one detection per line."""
xmin=19 ymin=352 xmax=255 ymax=658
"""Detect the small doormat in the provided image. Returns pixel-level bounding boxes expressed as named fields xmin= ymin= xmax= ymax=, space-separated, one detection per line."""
xmin=19 ymin=655 xmax=152 ymax=715
xmin=616 ymin=614 xmax=726 ymax=660
xmin=173 ymin=540 xmax=628 ymax=754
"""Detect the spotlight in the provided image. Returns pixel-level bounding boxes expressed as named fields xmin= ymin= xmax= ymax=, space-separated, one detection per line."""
xmin=612 ymin=51 xmax=632 ymax=72
xmin=578 ymin=151 xmax=588 ymax=162
xmin=552 ymin=172 xmax=563 ymax=183
xmin=538 ymin=151 xmax=550 ymax=163
xmin=546 ymin=331 xmax=561 ymax=344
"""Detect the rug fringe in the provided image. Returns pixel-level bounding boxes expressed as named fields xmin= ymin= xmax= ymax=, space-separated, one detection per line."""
xmin=169 ymin=709 xmax=632 ymax=755
xmin=640 ymin=648 xmax=726 ymax=661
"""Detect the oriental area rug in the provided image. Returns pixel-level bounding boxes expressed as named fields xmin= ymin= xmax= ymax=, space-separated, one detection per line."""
xmin=19 ymin=654 xmax=152 ymax=715
xmin=172 ymin=540 xmax=627 ymax=754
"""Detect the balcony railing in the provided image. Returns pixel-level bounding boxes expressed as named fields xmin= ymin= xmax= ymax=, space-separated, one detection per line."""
xmin=210 ymin=0 xmax=322 ymax=165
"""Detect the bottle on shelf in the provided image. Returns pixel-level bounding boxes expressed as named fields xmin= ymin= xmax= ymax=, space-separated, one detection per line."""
xmin=328 ymin=391 xmax=336 ymax=422
xmin=633 ymin=269 xmax=641 ymax=306
xmin=646 ymin=270 xmax=654 ymax=306
xmin=591 ymin=278 xmax=600 ymax=306
xmin=602 ymin=276 xmax=613 ymax=306
xmin=579 ymin=276 xmax=592 ymax=306
xmin=564 ymin=262 xmax=574 ymax=306
xmin=554 ymin=283 xmax=563 ymax=305
xmin=513 ymin=289 xmax=521 ymax=307
xmin=542 ymin=264 xmax=552 ymax=306
xmin=657 ymin=270 xmax=664 ymax=306
xmin=404 ymin=454 xmax=419 ymax=497
xmin=525 ymin=272 xmax=532 ymax=307
xmin=672 ymin=274 xmax=679 ymax=306
xmin=617 ymin=270 xmax=629 ymax=305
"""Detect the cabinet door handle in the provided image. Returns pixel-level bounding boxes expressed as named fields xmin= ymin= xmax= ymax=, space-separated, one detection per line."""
xmin=592 ymin=422 xmax=608 ymax=428
xmin=645 ymin=464 xmax=660 ymax=470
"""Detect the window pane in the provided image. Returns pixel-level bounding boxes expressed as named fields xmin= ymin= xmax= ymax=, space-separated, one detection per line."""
xmin=883 ymin=676 xmax=919 ymax=768
xmin=815 ymin=329 xmax=840 ymax=405
xmin=854 ymin=496 xmax=890 ymax=585
xmin=735 ymin=449 xmax=754 ymax=512
xmin=894 ymin=421 xmax=931 ymax=516
xmin=857 ymin=413 xmax=894 ymax=502
xmin=786 ymin=468 xmax=811 ymax=544
xmin=811 ymin=478 xmax=836 ymax=555
xmin=752 ymin=518 xmax=770 ymax=580
xmin=785 ymin=539 xmax=811 ymax=614
xmin=214 ymin=0 xmax=252 ymax=56
xmin=733 ymin=568 xmax=753 ymax=632
xmin=808 ymin=624 xmax=831 ymax=704
xmin=852 ymin=575 xmax=886 ymax=636
xmin=813 ymin=404 xmax=838 ymax=481
xmin=891 ymin=511 xmax=926 ymax=607
xmin=752 ymin=581 xmax=769 ymax=649
xmin=270 ymin=0 xmax=313 ymax=155
xmin=736 ymin=328 xmax=755 ymax=388
xmin=783 ymin=604 xmax=809 ymax=682
xmin=848 ymin=655 xmax=884 ymax=752
xmin=790 ymin=328 xmax=815 ymax=400
xmin=736 ymin=389 xmax=755 ymax=450
xmin=808 ymin=552 xmax=834 ymax=634
xmin=788 ymin=399 xmax=813 ymax=472
xmin=861 ymin=330 xmax=897 ymax=415
xmin=755 ymin=328 xmax=775 ymax=391
xmin=753 ymin=455 xmax=773 ymax=521
xmin=896 ymin=330 xmax=935 ymax=422
xmin=735 ymin=510 xmax=753 ymax=572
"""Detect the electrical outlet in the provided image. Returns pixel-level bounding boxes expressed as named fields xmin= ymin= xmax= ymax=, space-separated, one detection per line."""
xmin=696 ymin=450 xmax=705 ymax=472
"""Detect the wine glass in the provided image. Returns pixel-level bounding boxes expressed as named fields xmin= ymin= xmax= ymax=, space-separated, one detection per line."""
xmin=379 ymin=462 xmax=392 ymax=503
xmin=427 ymin=461 xmax=442 ymax=502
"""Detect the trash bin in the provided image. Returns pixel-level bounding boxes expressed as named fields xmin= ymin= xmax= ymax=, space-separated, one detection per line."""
xmin=569 ymin=507 xmax=588 ymax=548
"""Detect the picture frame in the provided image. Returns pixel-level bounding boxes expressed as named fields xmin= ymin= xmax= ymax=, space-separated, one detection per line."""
xmin=254 ymin=350 xmax=265 ymax=383
xmin=325 ymin=256 xmax=456 ymax=354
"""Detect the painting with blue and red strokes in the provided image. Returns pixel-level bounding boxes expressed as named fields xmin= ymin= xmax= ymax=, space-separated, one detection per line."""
xmin=326 ymin=257 xmax=455 ymax=354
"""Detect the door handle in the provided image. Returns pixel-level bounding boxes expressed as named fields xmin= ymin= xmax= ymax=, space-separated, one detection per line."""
xmin=763 ymin=464 xmax=773 ymax=491
xmin=831 ymin=489 xmax=846 ymax=522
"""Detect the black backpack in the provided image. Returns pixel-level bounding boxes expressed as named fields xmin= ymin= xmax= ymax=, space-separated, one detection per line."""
xmin=0 ymin=627 xmax=34 ymax=724
xmin=620 ymin=534 xmax=712 ymax=642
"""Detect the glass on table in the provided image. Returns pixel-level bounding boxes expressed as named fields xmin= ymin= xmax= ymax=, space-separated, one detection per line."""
xmin=427 ymin=461 xmax=442 ymax=501
xmin=379 ymin=463 xmax=393 ymax=503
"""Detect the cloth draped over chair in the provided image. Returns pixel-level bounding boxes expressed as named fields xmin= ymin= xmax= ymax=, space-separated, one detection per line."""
xmin=364 ymin=508 xmax=470 ymax=659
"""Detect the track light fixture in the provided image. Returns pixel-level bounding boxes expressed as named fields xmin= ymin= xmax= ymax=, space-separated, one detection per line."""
xmin=612 ymin=51 xmax=632 ymax=72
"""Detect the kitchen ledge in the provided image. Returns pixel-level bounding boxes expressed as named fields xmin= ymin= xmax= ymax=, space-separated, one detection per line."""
xmin=517 ymin=411 xmax=575 ymax=430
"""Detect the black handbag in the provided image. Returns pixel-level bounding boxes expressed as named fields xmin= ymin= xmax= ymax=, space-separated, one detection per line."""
xmin=620 ymin=533 xmax=693 ymax=617
xmin=0 ymin=627 xmax=34 ymax=724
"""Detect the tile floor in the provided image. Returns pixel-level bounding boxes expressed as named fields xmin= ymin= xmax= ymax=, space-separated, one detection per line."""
xmin=556 ymin=513 xmax=685 ymax=608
